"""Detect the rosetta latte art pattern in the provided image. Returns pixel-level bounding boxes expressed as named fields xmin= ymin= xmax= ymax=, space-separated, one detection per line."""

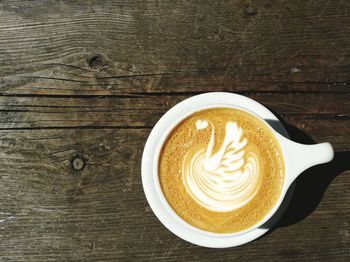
xmin=182 ymin=120 xmax=261 ymax=212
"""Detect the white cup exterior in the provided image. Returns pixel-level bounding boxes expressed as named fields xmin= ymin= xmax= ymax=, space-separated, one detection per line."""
xmin=141 ymin=92 xmax=334 ymax=247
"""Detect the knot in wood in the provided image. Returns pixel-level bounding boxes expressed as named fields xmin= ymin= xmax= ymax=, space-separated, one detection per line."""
xmin=88 ymin=55 xmax=105 ymax=69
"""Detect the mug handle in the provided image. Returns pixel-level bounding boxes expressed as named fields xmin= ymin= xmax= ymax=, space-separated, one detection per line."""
xmin=277 ymin=134 xmax=334 ymax=186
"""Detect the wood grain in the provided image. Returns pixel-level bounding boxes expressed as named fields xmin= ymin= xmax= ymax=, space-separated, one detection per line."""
xmin=1 ymin=0 xmax=350 ymax=96
xmin=0 ymin=0 xmax=349 ymax=261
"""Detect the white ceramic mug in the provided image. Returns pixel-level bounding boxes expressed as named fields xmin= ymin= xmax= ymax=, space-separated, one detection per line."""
xmin=141 ymin=92 xmax=334 ymax=248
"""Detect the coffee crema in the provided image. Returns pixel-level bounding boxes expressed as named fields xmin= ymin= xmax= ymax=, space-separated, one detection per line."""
xmin=158 ymin=108 xmax=284 ymax=233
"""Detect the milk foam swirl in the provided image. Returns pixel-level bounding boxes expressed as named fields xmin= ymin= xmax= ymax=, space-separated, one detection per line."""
xmin=182 ymin=120 xmax=260 ymax=212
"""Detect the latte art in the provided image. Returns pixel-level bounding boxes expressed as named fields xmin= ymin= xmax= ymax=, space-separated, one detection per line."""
xmin=158 ymin=108 xmax=284 ymax=233
xmin=183 ymin=120 xmax=261 ymax=212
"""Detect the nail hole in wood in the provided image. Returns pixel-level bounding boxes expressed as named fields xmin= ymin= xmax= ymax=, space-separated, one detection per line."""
xmin=71 ymin=156 xmax=86 ymax=171
xmin=245 ymin=6 xmax=257 ymax=16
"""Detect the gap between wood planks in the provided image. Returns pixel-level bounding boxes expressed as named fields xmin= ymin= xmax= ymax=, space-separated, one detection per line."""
xmin=0 ymin=90 xmax=350 ymax=99
xmin=0 ymin=126 xmax=153 ymax=130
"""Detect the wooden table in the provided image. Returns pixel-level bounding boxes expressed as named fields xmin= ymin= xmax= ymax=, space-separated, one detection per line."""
xmin=0 ymin=1 xmax=349 ymax=261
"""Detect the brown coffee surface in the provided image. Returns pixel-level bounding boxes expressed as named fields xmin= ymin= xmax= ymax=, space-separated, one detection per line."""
xmin=158 ymin=107 xmax=284 ymax=233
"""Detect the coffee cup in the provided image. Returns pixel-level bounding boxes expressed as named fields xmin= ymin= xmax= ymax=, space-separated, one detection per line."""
xmin=142 ymin=92 xmax=334 ymax=248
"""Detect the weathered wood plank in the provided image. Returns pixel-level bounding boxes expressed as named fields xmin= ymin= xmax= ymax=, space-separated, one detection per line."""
xmin=2 ymin=68 xmax=350 ymax=95
xmin=1 ymin=0 xmax=350 ymax=95
xmin=0 ymin=94 xmax=349 ymax=151
xmin=0 ymin=93 xmax=349 ymax=127
xmin=0 ymin=93 xmax=349 ymax=115
xmin=0 ymin=129 xmax=349 ymax=261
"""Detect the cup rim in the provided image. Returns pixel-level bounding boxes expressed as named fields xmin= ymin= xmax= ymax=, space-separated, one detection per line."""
xmin=141 ymin=92 xmax=292 ymax=247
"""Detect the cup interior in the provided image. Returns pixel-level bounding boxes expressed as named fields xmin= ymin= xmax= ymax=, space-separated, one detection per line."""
xmin=152 ymin=103 xmax=290 ymax=238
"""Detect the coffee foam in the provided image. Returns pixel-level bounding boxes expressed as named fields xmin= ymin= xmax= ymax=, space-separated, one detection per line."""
xmin=159 ymin=108 xmax=284 ymax=233
xmin=183 ymin=120 xmax=261 ymax=212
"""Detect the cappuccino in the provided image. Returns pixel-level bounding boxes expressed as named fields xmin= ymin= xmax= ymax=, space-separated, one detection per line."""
xmin=158 ymin=107 xmax=284 ymax=233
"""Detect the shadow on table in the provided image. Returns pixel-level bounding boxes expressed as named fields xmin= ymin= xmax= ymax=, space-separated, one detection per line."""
xmin=261 ymin=117 xmax=350 ymax=230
